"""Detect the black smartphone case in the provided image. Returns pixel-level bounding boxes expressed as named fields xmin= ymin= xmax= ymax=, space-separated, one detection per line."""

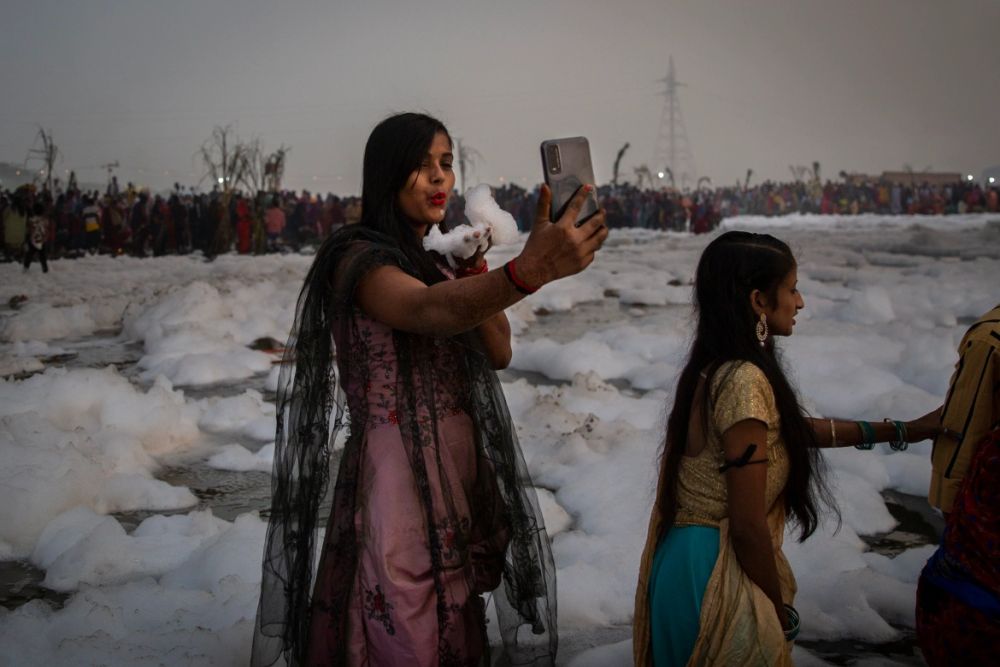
xmin=540 ymin=136 xmax=600 ymax=226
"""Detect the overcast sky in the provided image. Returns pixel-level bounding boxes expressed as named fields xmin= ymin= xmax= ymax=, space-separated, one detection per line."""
xmin=2 ymin=0 xmax=998 ymax=194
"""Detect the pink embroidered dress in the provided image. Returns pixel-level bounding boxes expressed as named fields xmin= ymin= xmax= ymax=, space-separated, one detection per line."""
xmin=253 ymin=232 xmax=557 ymax=667
xmin=307 ymin=303 xmax=509 ymax=665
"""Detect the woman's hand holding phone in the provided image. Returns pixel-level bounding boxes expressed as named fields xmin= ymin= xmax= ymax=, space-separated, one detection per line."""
xmin=514 ymin=183 xmax=608 ymax=290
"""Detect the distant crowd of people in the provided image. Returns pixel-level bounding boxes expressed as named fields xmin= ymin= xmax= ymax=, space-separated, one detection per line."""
xmin=592 ymin=177 xmax=1000 ymax=232
xmin=3 ymin=175 xmax=998 ymax=268
xmin=477 ymin=177 xmax=1000 ymax=234
xmin=1 ymin=178 xmax=364 ymax=265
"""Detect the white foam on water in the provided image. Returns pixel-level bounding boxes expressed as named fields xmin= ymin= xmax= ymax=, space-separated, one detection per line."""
xmin=1 ymin=216 xmax=998 ymax=663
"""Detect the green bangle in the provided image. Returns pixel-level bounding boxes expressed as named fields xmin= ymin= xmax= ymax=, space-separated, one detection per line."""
xmin=885 ymin=419 xmax=908 ymax=451
xmin=855 ymin=421 xmax=876 ymax=450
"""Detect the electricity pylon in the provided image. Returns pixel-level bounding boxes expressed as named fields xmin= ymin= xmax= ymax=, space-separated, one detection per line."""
xmin=651 ymin=56 xmax=697 ymax=191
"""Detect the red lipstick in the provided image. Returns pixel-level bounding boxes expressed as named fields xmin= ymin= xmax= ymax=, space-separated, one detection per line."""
xmin=430 ymin=192 xmax=447 ymax=206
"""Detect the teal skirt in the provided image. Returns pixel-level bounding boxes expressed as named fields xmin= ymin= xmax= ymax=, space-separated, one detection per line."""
xmin=647 ymin=525 xmax=720 ymax=667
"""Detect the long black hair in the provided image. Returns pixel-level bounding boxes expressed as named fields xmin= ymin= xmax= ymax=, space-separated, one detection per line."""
xmin=359 ymin=111 xmax=452 ymax=284
xmin=657 ymin=230 xmax=829 ymax=541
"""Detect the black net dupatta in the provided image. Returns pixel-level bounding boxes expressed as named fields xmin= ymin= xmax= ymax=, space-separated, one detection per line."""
xmin=251 ymin=225 xmax=557 ymax=666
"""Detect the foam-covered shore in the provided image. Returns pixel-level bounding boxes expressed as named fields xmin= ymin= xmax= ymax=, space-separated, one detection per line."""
xmin=2 ymin=214 xmax=998 ymax=665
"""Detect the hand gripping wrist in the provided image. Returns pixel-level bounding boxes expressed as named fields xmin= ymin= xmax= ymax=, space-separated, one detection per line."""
xmin=456 ymin=261 xmax=488 ymax=278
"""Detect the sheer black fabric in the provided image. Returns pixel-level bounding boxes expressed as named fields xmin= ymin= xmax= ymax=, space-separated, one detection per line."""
xmin=251 ymin=224 xmax=557 ymax=666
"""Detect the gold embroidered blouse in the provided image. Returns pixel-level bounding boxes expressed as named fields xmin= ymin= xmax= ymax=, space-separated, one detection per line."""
xmin=674 ymin=360 xmax=789 ymax=527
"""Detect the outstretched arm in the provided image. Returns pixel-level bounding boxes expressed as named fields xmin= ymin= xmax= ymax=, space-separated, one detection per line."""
xmin=808 ymin=407 xmax=943 ymax=448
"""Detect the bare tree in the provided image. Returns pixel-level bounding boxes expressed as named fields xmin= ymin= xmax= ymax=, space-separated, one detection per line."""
xmin=663 ymin=167 xmax=675 ymax=189
xmin=263 ymin=146 xmax=291 ymax=193
xmin=612 ymin=142 xmax=630 ymax=187
xmin=633 ymin=164 xmax=655 ymax=190
xmin=197 ymin=124 xmax=253 ymax=197
xmin=238 ymin=138 xmax=267 ymax=195
xmin=789 ymin=165 xmax=810 ymax=182
xmin=197 ymin=124 xmax=262 ymax=255
xmin=743 ymin=168 xmax=754 ymax=192
xmin=25 ymin=126 xmax=59 ymax=193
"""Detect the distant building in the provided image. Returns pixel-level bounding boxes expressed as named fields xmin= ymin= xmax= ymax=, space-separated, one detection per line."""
xmin=839 ymin=172 xmax=877 ymax=185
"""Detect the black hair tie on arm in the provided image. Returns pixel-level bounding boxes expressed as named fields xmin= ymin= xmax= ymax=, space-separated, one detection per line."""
xmin=718 ymin=443 xmax=768 ymax=473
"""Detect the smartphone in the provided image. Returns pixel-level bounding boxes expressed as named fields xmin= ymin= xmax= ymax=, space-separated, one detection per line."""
xmin=540 ymin=136 xmax=600 ymax=227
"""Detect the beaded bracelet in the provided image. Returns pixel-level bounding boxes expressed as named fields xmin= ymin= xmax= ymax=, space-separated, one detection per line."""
xmin=855 ymin=420 xmax=876 ymax=450
xmin=884 ymin=418 xmax=908 ymax=451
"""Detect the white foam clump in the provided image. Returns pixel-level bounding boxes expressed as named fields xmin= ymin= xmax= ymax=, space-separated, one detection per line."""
xmin=512 ymin=321 xmax=688 ymax=391
xmin=31 ymin=507 xmax=230 ymax=591
xmin=206 ymin=443 xmax=274 ymax=473
xmin=0 ymin=367 xmax=200 ymax=557
xmin=423 ymin=184 xmax=520 ymax=266
xmin=125 ymin=280 xmax=294 ymax=387
xmin=1 ymin=303 xmax=104 ymax=343
xmin=534 ymin=487 xmax=573 ymax=537
xmin=504 ymin=374 xmax=663 ymax=628
xmin=197 ymin=389 xmax=277 ymax=441
xmin=719 ymin=212 xmax=1000 ymax=233
xmin=0 ymin=508 xmax=266 ymax=666
xmin=0 ymin=354 xmax=44 ymax=376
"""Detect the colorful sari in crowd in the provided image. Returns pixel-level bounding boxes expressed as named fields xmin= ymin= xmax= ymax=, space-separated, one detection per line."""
xmin=917 ymin=428 xmax=1000 ymax=666
xmin=634 ymin=362 xmax=795 ymax=666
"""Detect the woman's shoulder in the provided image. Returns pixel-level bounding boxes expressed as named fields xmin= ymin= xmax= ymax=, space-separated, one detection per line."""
xmin=711 ymin=359 xmax=770 ymax=392
xmin=709 ymin=360 xmax=778 ymax=433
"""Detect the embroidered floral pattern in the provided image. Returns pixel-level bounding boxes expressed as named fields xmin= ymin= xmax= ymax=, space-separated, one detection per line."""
xmin=436 ymin=516 xmax=471 ymax=565
xmin=344 ymin=307 xmax=467 ymax=431
xmin=364 ymin=584 xmax=396 ymax=636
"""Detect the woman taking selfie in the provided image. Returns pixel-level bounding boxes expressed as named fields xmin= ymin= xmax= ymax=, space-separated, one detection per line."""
xmin=252 ymin=113 xmax=608 ymax=667
xmin=632 ymin=231 xmax=939 ymax=666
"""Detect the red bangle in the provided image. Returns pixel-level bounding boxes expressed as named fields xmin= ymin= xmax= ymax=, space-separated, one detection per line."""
xmin=502 ymin=258 xmax=539 ymax=295
xmin=456 ymin=261 xmax=488 ymax=278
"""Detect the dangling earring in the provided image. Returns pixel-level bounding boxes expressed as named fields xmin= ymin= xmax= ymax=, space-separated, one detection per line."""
xmin=755 ymin=312 xmax=768 ymax=347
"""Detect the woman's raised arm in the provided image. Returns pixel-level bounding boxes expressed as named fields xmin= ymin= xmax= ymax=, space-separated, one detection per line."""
xmin=356 ymin=185 xmax=608 ymax=338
